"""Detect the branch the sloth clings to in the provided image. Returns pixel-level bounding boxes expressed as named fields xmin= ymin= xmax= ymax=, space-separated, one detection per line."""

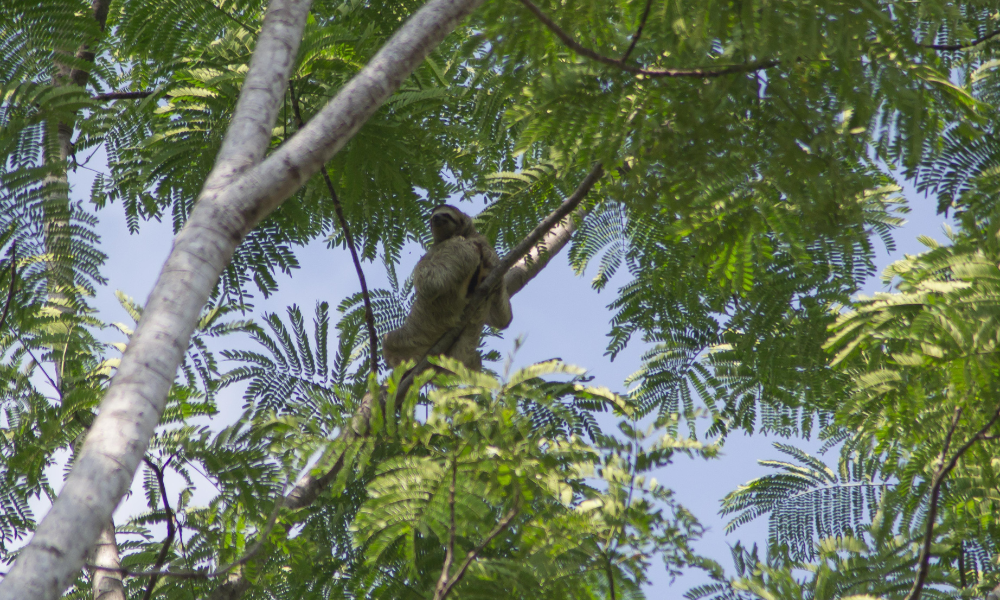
xmin=383 ymin=204 xmax=513 ymax=371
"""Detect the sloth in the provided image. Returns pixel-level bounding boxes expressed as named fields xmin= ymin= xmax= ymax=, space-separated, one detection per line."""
xmin=383 ymin=204 xmax=512 ymax=371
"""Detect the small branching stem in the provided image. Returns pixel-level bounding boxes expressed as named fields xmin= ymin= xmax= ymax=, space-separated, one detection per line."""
xmin=905 ymin=403 xmax=1000 ymax=600
xmin=88 ymin=485 xmax=286 ymax=581
xmin=924 ymin=28 xmax=1000 ymax=51
xmin=140 ymin=459 xmax=177 ymax=600
xmin=434 ymin=499 xmax=520 ymax=600
xmin=516 ymin=0 xmax=778 ymax=77
xmin=434 ymin=456 xmax=459 ymax=600
xmin=289 ymin=82 xmax=380 ymax=376
xmin=621 ymin=0 xmax=652 ymax=62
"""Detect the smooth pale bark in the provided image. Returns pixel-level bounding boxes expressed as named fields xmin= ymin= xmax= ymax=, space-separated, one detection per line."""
xmin=45 ymin=1 xmax=130 ymax=597
xmin=0 ymin=0 xmax=482 ymax=596
xmin=0 ymin=0 xmax=312 ymax=593
xmin=0 ymin=0 xmax=486 ymax=595
xmin=89 ymin=521 xmax=126 ymax=600
xmin=505 ymin=205 xmax=587 ymax=295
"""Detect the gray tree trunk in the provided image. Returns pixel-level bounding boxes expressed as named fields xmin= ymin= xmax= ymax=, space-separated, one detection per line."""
xmin=0 ymin=0 xmax=483 ymax=597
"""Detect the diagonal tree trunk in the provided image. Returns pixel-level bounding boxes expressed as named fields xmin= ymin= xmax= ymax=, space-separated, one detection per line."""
xmin=0 ymin=0 xmax=484 ymax=597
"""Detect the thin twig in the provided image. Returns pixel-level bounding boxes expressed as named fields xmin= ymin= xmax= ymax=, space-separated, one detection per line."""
xmin=141 ymin=459 xmax=177 ymax=600
xmin=435 ymin=501 xmax=520 ymax=600
xmin=434 ymin=456 xmax=460 ymax=600
xmin=958 ymin=540 xmax=966 ymax=589
xmin=923 ymin=28 xmax=1000 ymax=51
xmin=621 ymin=0 xmax=653 ymax=62
xmin=605 ymin=412 xmax=639 ymax=600
xmin=17 ymin=333 xmax=60 ymax=397
xmin=289 ymin=82 xmax=380 ymax=376
xmin=606 ymin=556 xmax=617 ymax=600
xmin=516 ymin=0 xmax=778 ymax=77
xmin=93 ymin=91 xmax=154 ymax=100
xmin=905 ymin=403 xmax=1000 ymax=600
xmin=58 ymin=323 xmax=75 ymax=386
xmin=87 ymin=485 xmax=286 ymax=580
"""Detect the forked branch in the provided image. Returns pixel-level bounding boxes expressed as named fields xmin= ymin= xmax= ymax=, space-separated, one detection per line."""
xmin=434 ymin=499 xmax=520 ymax=600
xmin=516 ymin=0 xmax=778 ymax=78
xmin=905 ymin=403 xmax=1000 ymax=600
xmin=140 ymin=458 xmax=177 ymax=600
xmin=88 ymin=485 xmax=285 ymax=581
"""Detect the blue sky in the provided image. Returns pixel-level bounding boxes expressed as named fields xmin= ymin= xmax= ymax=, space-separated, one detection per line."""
xmin=64 ymin=151 xmax=953 ymax=595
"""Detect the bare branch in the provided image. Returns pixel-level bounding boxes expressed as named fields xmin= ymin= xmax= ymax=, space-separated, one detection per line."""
xmin=516 ymin=0 xmax=778 ymax=77
xmin=905 ymin=403 xmax=1000 ymax=600
xmin=93 ymin=91 xmax=154 ymax=100
xmin=89 ymin=521 xmax=126 ymax=600
xmin=289 ymin=82 xmax=379 ymax=376
xmin=621 ymin=0 xmax=653 ymax=62
xmin=88 ymin=485 xmax=285 ymax=581
xmin=140 ymin=459 xmax=177 ymax=600
xmin=435 ymin=501 xmax=520 ymax=600
xmin=504 ymin=202 xmax=588 ymax=297
xmin=201 ymin=0 xmax=313 ymax=193
xmin=924 ymin=28 xmax=1000 ymax=51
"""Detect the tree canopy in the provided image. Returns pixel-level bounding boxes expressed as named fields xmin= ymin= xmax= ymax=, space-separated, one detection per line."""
xmin=4 ymin=0 xmax=1000 ymax=598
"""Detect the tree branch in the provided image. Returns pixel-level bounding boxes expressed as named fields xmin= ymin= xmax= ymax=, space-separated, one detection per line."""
xmin=905 ymin=403 xmax=1000 ymax=600
xmin=0 ymin=0 xmax=314 ymax=596
xmin=93 ymin=91 xmax=155 ymax=101
xmin=140 ymin=459 xmax=177 ymax=600
xmin=923 ymin=28 xmax=1000 ymax=51
xmin=435 ymin=501 xmax=520 ymax=600
xmin=289 ymin=82 xmax=379 ymax=376
xmin=504 ymin=201 xmax=588 ymax=297
xmin=89 ymin=521 xmax=126 ymax=600
xmin=516 ymin=0 xmax=778 ymax=77
xmin=88 ymin=485 xmax=284 ymax=581
xmin=201 ymin=0 xmax=313 ymax=194
xmin=621 ymin=0 xmax=652 ymax=62
xmin=433 ymin=456 xmax=460 ymax=600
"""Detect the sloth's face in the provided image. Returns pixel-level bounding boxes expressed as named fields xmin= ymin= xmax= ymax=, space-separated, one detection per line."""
xmin=430 ymin=210 xmax=460 ymax=243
